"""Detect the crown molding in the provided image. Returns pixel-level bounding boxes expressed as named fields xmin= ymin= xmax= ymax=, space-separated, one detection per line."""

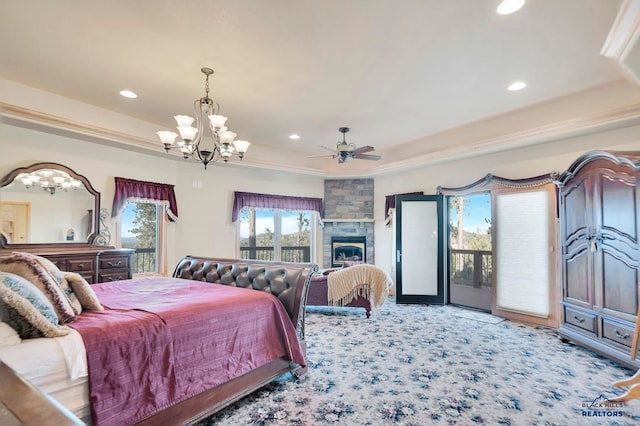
xmin=1 ymin=102 xmax=328 ymax=176
xmin=4 ymin=101 xmax=640 ymax=179
xmin=368 ymin=103 xmax=640 ymax=176
xmin=601 ymin=0 xmax=640 ymax=85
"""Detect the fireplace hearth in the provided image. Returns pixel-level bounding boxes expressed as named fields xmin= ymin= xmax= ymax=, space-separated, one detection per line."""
xmin=331 ymin=236 xmax=366 ymax=267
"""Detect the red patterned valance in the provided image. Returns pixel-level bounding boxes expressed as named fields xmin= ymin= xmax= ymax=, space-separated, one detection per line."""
xmin=111 ymin=177 xmax=178 ymax=222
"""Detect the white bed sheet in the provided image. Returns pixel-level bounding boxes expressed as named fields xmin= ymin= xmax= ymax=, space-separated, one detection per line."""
xmin=0 ymin=328 xmax=91 ymax=423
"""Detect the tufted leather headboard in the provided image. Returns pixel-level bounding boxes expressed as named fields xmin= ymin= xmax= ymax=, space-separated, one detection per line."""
xmin=172 ymin=255 xmax=318 ymax=340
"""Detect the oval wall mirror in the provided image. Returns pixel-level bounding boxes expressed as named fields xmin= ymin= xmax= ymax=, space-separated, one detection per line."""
xmin=0 ymin=162 xmax=100 ymax=248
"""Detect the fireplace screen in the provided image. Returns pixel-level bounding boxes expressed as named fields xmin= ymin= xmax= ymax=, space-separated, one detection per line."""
xmin=331 ymin=236 xmax=366 ymax=267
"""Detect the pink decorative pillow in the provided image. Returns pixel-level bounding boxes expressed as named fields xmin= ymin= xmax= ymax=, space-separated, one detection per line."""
xmin=0 ymin=252 xmax=76 ymax=323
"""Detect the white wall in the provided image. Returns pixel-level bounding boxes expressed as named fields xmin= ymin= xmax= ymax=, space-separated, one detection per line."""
xmin=0 ymin=123 xmax=325 ymax=268
xmin=171 ymin=160 xmax=324 ymax=264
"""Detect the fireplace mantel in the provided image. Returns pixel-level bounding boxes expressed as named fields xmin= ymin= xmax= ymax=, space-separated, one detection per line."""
xmin=321 ymin=218 xmax=374 ymax=228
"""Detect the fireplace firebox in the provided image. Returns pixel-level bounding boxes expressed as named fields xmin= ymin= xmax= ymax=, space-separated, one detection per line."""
xmin=331 ymin=236 xmax=366 ymax=267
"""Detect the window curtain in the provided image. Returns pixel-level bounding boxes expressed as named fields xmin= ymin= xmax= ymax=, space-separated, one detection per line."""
xmin=232 ymin=191 xmax=323 ymax=222
xmin=385 ymin=191 xmax=423 ymax=225
xmin=111 ymin=177 xmax=179 ymax=222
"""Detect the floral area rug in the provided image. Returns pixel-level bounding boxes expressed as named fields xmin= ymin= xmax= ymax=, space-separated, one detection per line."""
xmin=198 ymin=298 xmax=640 ymax=425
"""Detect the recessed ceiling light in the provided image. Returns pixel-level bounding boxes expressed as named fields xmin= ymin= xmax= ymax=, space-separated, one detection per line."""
xmin=507 ymin=81 xmax=527 ymax=91
xmin=497 ymin=0 xmax=525 ymax=15
xmin=120 ymin=90 xmax=137 ymax=99
xmin=289 ymin=134 xmax=300 ymax=140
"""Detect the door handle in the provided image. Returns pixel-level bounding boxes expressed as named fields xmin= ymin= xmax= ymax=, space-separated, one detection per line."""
xmin=396 ymin=250 xmax=402 ymax=262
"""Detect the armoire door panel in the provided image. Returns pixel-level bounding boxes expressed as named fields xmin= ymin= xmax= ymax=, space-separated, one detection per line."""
xmin=602 ymin=252 xmax=638 ymax=317
xmin=565 ymin=249 xmax=591 ymax=307
xmin=562 ymin=178 xmax=589 ymax=240
xmin=600 ymin=175 xmax=638 ymax=242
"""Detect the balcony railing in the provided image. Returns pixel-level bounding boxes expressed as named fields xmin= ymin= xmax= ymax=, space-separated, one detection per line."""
xmin=239 ymin=246 xmax=311 ymax=263
xmin=450 ymin=249 xmax=492 ymax=288
xmin=131 ymin=247 xmax=156 ymax=274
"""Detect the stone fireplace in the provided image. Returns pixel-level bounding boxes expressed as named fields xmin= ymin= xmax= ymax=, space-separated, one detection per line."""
xmin=322 ymin=179 xmax=374 ymax=268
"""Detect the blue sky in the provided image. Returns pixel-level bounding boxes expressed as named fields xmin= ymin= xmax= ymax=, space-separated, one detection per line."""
xmin=449 ymin=193 xmax=491 ymax=233
xmin=121 ymin=203 xmax=136 ymax=238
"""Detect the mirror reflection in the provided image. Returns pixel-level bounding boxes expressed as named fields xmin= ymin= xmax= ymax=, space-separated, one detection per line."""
xmin=0 ymin=163 xmax=99 ymax=245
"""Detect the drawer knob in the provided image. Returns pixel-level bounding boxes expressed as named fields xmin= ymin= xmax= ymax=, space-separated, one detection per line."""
xmin=572 ymin=315 xmax=585 ymax=323
xmin=108 ymin=261 xmax=122 ymax=267
xmin=78 ymin=263 xmax=85 ymax=269
xmin=614 ymin=329 xmax=630 ymax=339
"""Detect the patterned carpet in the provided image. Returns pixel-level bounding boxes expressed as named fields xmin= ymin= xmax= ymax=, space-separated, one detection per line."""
xmin=199 ymin=297 xmax=640 ymax=425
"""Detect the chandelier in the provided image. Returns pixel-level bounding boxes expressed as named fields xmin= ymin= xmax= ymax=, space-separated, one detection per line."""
xmin=18 ymin=169 xmax=84 ymax=195
xmin=156 ymin=67 xmax=250 ymax=169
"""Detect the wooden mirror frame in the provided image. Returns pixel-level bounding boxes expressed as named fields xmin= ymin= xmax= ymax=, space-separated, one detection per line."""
xmin=0 ymin=162 xmax=101 ymax=249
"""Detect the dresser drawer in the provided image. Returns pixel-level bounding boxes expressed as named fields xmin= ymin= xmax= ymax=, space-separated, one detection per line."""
xmin=564 ymin=307 xmax=596 ymax=333
xmin=98 ymin=271 xmax=129 ymax=283
xmin=602 ymin=319 xmax=635 ymax=348
xmin=100 ymin=256 xmax=129 ymax=270
xmin=67 ymin=258 xmax=95 ymax=273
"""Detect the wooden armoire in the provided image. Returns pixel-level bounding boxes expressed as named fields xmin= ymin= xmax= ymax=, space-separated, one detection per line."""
xmin=557 ymin=151 xmax=640 ymax=369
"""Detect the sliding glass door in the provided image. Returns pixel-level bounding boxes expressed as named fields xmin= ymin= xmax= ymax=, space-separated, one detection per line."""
xmin=448 ymin=192 xmax=492 ymax=312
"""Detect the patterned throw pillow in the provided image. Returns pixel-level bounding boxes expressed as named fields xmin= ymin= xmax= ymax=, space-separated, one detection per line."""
xmin=0 ymin=272 xmax=70 ymax=339
xmin=64 ymin=272 xmax=103 ymax=311
xmin=17 ymin=251 xmax=83 ymax=315
xmin=0 ymin=252 xmax=76 ymax=323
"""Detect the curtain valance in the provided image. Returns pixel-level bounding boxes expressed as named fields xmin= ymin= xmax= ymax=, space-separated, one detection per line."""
xmin=112 ymin=177 xmax=178 ymax=221
xmin=232 ymin=191 xmax=323 ymax=222
xmin=384 ymin=191 xmax=423 ymax=222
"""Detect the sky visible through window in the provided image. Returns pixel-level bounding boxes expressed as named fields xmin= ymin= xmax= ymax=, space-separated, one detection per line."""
xmin=239 ymin=209 xmax=311 ymax=238
xmin=121 ymin=203 xmax=136 ymax=238
xmin=449 ymin=194 xmax=491 ymax=233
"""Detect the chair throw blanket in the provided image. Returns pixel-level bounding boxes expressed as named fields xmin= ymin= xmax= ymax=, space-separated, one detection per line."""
xmin=327 ymin=264 xmax=391 ymax=309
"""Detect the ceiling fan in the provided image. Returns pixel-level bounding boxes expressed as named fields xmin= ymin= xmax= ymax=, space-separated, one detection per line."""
xmin=309 ymin=127 xmax=382 ymax=163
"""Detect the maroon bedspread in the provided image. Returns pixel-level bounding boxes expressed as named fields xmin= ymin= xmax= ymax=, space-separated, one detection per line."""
xmin=68 ymin=277 xmax=305 ymax=425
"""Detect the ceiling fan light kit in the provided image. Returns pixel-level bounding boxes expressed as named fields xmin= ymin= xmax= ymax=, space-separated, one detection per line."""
xmin=156 ymin=67 xmax=250 ymax=170
xmin=309 ymin=127 xmax=382 ymax=163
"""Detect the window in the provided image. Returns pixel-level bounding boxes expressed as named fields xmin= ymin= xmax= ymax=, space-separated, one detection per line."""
xmin=238 ymin=207 xmax=314 ymax=262
xmin=120 ymin=201 xmax=167 ymax=275
xmin=112 ymin=177 xmax=177 ymax=276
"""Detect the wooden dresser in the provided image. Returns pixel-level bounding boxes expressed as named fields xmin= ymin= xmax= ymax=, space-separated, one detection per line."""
xmin=557 ymin=151 xmax=640 ymax=369
xmin=0 ymin=245 xmax=134 ymax=284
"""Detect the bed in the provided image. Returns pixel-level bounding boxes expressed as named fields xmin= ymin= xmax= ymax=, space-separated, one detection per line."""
xmin=306 ymin=263 xmax=391 ymax=318
xmin=0 ymin=254 xmax=317 ymax=425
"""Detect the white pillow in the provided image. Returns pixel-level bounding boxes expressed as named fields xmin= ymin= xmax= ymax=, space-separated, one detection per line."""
xmin=0 ymin=321 xmax=22 ymax=347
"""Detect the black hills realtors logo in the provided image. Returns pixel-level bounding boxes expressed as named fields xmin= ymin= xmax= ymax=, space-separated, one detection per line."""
xmin=581 ymin=394 xmax=625 ymax=418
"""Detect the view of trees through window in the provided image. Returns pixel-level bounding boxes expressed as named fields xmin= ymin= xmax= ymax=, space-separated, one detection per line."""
xmin=449 ymin=193 xmax=492 ymax=288
xmin=121 ymin=202 xmax=158 ymax=273
xmin=239 ymin=208 xmax=312 ymax=262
